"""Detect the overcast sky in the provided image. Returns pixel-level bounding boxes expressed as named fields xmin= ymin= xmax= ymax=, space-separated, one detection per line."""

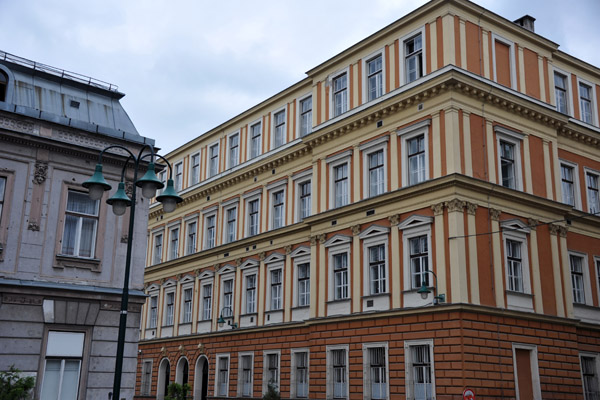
xmin=2 ymin=0 xmax=599 ymax=155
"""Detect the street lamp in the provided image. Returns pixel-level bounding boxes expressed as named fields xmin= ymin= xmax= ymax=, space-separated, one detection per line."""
xmin=417 ymin=269 xmax=446 ymax=305
xmin=82 ymin=145 xmax=182 ymax=400
xmin=217 ymin=306 xmax=238 ymax=329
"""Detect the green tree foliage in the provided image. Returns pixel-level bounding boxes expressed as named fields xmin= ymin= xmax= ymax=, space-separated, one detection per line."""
xmin=0 ymin=366 xmax=35 ymax=400
xmin=262 ymin=383 xmax=280 ymax=400
xmin=165 ymin=382 xmax=191 ymax=400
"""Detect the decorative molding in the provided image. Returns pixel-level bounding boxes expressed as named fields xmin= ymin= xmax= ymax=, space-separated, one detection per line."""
xmin=445 ymin=199 xmax=466 ymax=213
xmin=2 ymin=294 xmax=43 ymax=305
xmin=0 ymin=115 xmax=36 ymax=134
xmin=317 ymin=233 xmax=327 ymax=244
xmin=351 ymin=225 xmax=361 ymax=236
xmin=33 ymin=162 xmax=48 ymax=184
xmin=489 ymin=208 xmax=501 ymax=221
xmin=465 ymin=202 xmax=478 ymax=215
xmin=54 ymin=130 xmax=129 ymax=156
xmin=27 ymin=221 xmax=40 ymax=231
xmin=310 ymin=236 xmax=318 ymax=246
xmin=179 ymin=344 xmax=186 ymax=356
xmin=284 ymin=245 xmax=293 ymax=255
xmin=527 ymin=218 xmax=539 ymax=230
xmin=259 ymin=252 xmax=266 ymax=261
xmin=388 ymin=214 xmax=400 ymax=226
xmin=558 ymin=226 xmax=568 ymax=238
xmin=431 ymin=202 xmax=445 ymax=216
xmin=121 ymin=234 xmax=128 ymax=243
xmin=235 ymin=258 xmax=242 ymax=267
xmin=124 ymin=181 xmax=134 ymax=197
xmin=549 ymin=224 xmax=560 ymax=236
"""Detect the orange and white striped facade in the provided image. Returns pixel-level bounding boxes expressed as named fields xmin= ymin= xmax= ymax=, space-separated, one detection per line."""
xmin=136 ymin=1 xmax=600 ymax=399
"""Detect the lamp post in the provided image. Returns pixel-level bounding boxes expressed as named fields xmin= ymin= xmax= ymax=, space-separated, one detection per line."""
xmin=417 ymin=269 xmax=446 ymax=305
xmin=217 ymin=306 xmax=238 ymax=329
xmin=82 ymin=145 xmax=182 ymax=400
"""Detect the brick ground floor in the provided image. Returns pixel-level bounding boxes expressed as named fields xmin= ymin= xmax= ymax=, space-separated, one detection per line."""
xmin=135 ymin=304 xmax=600 ymax=399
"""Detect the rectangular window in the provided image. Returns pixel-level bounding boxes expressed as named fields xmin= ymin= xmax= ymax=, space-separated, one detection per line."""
xmin=581 ymin=355 xmax=600 ymax=399
xmin=334 ymin=253 xmax=349 ymax=300
xmin=0 ymin=177 xmax=5 ymax=224
xmin=149 ymin=295 xmax=158 ymax=328
xmin=248 ymin=199 xmax=260 ymax=236
xmin=152 ymin=233 xmax=163 ymax=265
xmin=561 ymin=164 xmax=576 ymax=207
xmin=369 ymin=245 xmax=386 ymax=295
xmin=229 ymin=133 xmax=240 ymax=169
xmin=299 ymin=181 xmax=311 ymax=220
xmin=405 ymin=34 xmax=423 ymax=83
xmin=407 ymin=135 xmax=426 ymax=185
xmin=298 ymin=263 xmax=310 ymax=307
xmin=209 ymin=143 xmax=219 ymax=177
xmin=272 ymin=190 xmax=284 ymax=229
xmin=368 ymin=347 xmax=387 ymax=400
xmin=169 ymin=227 xmax=179 ymax=260
xmin=202 ymin=284 xmax=212 ymax=321
xmin=333 ymin=73 xmax=348 ymax=117
xmin=250 ymin=122 xmax=262 ymax=159
xmin=294 ymin=352 xmax=309 ymax=398
xmin=332 ymin=349 xmax=347 ymax=399
xmin=40 ymin=331 xmax=84 ymax=400
xmin=570 ymin=254 xmax=586 ymax=304
xmin=165 ymin=292 xmax=174 ymax=326
xmin=506 ymin=239 xmax=523 ymax=292
xmin=186 ymin=221 xmax=197 ymax=255
xmin=225 ymin=207 xmax=237 ymax=244
xmin=141 ymin=360 xmax=152 ymax=396
xmin=271 ymin=269 xmax=282 ymax=310
xmin=240 ymin=355 xmax=253 ymax=397
xmin=223 ymin=279 xmax=233 ymax=314
xmin=555 ymin=72 xmax=569 ymax=114
xmin=500 ymin=140 xmax=516 ymax=189
xmin=217 ymin=356 xmax=229 ymax=396
xmin=579 ymin=82 xmax=594 ymax=124
xmin=266 ymin=353 xmax=280 ymax=390
xmin=157 ymin=170 xmax=167 ymax=196
xmin=182 ymin=287 xmax=193 ymax=323
xmin=205 ymin=215 xmax=216 ymax=249
xmin=587 ymin=171 xmax=600 ymax=214
xmin=246 ymin=274 xmax=256 ymax=314
xmin=191 ymin=153 xmax=200 ymax=185
xmin=367 ymin=55 xmax=383 ymax=101
xmin=408 ymin=344 xmax=434 ymax=400
xmin=274 ymin=110 xmax=286 ymax=148
xmin=410 ymin=235 xmax=429 ymax=289
xmin=334 ymin=163 xmax=349 ymax=208
xmin=300 ymin=97 xmax=312 ymax=137
xmin=368 ymin=150 xmax=385 ymax=197
xmin=61 ymin=190 xmax=99 ymax=258
xmin=174 ymin=162 xmax=183 ymax=192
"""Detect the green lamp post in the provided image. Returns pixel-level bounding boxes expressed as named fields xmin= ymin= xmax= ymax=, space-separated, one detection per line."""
xmin=417 ymin=269 xmax=446 ymax=305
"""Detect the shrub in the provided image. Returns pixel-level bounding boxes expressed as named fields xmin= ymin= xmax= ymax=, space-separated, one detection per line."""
xmin=262 ymin=383 xmax=280 ymax=400
xmin=0 ymin=366 xmax=35 ymax=400
xmin=165 ymin=382 xmax=191 ymax=400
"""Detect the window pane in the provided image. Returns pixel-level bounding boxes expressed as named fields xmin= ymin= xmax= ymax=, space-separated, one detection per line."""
xmin=67 ymin=191 xmax=98 ymax=215
xmin=78 ymin=218 xmax=96 ymax=258
xmin=41 ymin=360 xmax=62 ymax=400
xmin=60 ymin=360 xmax=81 ymax=400
xmin=61 ymin=215 xmax=78 ymax=255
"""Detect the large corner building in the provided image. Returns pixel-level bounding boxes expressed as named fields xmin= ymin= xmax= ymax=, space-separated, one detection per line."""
xmin=136 ymin=1 xmax=600 ymax=399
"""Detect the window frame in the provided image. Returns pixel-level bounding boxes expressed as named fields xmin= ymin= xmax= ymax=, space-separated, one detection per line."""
xmin=577 ymin=77 xmax=598 ymax=126
xmin=227 ymin=131 xmax=240 ymax=169
xmin=293 ymin=169 xmax=312 ymax=223
xmin=201 ymin=282 xmax=213 ymax=321
xmin=511 ymin=343 xmax=542 ymax=400
xmin=238 ymin=352 xmax=254 ymax=397
xmin=244 ymin=190 xmax=262 ymax=238
xmin=491 ymin=33 xmax=517 ymax=89
xmin=203 ymin=210 xmax=217 ymax=250
xmin=140 ymin=359 xmax=153 ymax=396
xmin=569 ymin=251 xmax=592 ymax=306
xmin=327 ymin=150 xmax=352 ymax=209
xmin=290 ymin=348 xmax=310 ymax=399
xmin=553 ymin=68 xmax=574 ymax=116
xmin=147 ymin=292 xmax=159 ymax=329
xmin=398 ymin=120 xmax=430 ymax=187
xmin=268 ymin=181 xmax=287 ymax=230
xmin=207 ymin=141 xmax=220 ymax=178
xmin=215 ymin=354 xmax=230 ymax=397
xmin=267 ymin=263 xmax=284 ymax=311
xmin=242 ymin=269 xmax=258 ymax=315
xmin=167 ymin=225 xmax=180 ymax=261
xmin=404 ymin=339 xmax=436 ymax=400
xmin=263 ymin=350 xmax=281 ymax=394
xmin=495 ymin=126 xmax=524 ymax=191
xmin=329 ymin=69 xmax=349 ymax=119
xmin=184 ymin=216 xmax=198 ymax=256
xmin=584 ymin=168 xmax=600 ymax=215
xmin=560 ymin=160 xmax=582 ymax=210
xmin=180 ymin=285 xmax=194 ymax=324
xmin=164 ymin=289 xmax=175 ymax=326
xmin=151 ymin=231 xmax=164 ymax=266
xmin=60 ymin=189 xmax=100 ymax=259
xmin=220 ymin=275 xmax=235 ymax=319
xmin=272 ymin=106 xmax=287 ymax=149
xmin=362 ymin=50 xmax=386 ymax=103
xmin=361 ymin=136 xmax=389 ymax=199
xmin=399 ymin=27 xmax=426 ymax=86
xmin=362 ymin=343 xmax=389 ymax=400
xmin=400 ymin=217 xmax=433 ymax=292
xmin=222 ymin=199 xmax=239 ymax=244
xmin=325 ymin=237 xmax=352 ymax=302
xmin=297 ymin=93 xmax=313 ymax=138
xmin=190 ymin=152 xmax=201 ymax=186
xmin=326 ymin=345 xmax=349 ymax=400
xmin=174 ymin=160 xmax=183 ymax=192
xmin=248 ymin=120 xmax=263 ymax=160
xmin=580 ymin=352 xmax=600 ymax=400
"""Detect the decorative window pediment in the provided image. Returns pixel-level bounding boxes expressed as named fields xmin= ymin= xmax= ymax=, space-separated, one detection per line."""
xmin=290 ymin=246 xmax=310 ymax=258
xmin=398 ymin=215 xmax=433 ymax=230
xmin=240 ymin=259 xmax=259 ymax=270
xmin=179 ymin=274 xmax=195 ymax=284
xmin=358 ymin=225 xmax=390 ymax=240
xmin=162 ymin=279 xmax=177 ymax=288
xmin=500 ymin=219 xmax=530 ymax=234
xmin=198 ymin=269 xmax=214 ymax=280
xmin=324 ymin=234 xmax=352 ymax=248
xmin=264 ymin=253 xmax=285 ymax=264
xmin=218 ymin=264 xmax=236 ymax=275
xmin=146 ymin=283 xmax=160 ymax=292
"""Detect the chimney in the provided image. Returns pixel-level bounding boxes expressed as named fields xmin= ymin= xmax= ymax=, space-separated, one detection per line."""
xmin=514 ymin=15 xmax=536 ymax=33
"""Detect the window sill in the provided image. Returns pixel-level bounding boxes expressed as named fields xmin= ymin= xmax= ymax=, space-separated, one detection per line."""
xmin=179 ymin=322 xmax=192 ymax=326
xmin=54 ymin=254 xmax=101 ymax=271
xmin=327 ymin=298 xmax=351 ymax=304
xmin=573 ymin=302 xmax=599 ymax=311
xmin=265 ymin=309 xmax=283 ymax=314
xmin=291 ymin=305 xmax=310 ymax=310
xmin=362 ymin=293 xmax=390 ymax=299
xmin=505 ymin=290 xmax=533 ymax=298
xmin=241 ymin=312 xmax=258 ymax=317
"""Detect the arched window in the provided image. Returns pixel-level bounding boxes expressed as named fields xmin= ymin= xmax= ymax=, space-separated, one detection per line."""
xmin=194 ymin=356 xmax=209 ymax=400
xmin=176 ymin=357 xmax=189 ymax=386
xmin=157 ymin=358 xmax=171 ymax=400
xmin=0 ymin=71 xmax=7 ymax=102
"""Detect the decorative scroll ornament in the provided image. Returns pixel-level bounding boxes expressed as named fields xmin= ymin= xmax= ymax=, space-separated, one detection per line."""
xmin=351 ymin=225 xmax=361 ymax=236
xmin=33 ymin=162 xmax=48 ymax=184
xmin=388 ymin=214 xmax=400 ymax=226
xmin=431 ymin=202 xmax=445 ymax=216
xmin=489 ymin=208 xmax=501 ymax=221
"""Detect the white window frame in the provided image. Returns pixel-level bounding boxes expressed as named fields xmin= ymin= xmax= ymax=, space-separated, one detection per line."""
xmin=163 ymin=289 xmax=176 ymax=326
xmin=595 ymin=256 xmax=600 ymax=308
xmin=140 ymin=359 xmax=153 ymax=396
xmin=290 ymin=348 xmax=310 ymax=399
xmin=267 ymin=262 xmax=284 ymax=311
xmin=174 ymin=160 xmax=183 ymax=192
xmin=200 ymin=281 xmax=213 ymax=321
xmin=147 ymin=290 xmax=159 ymax=329
xmin=577 ymin=77 xmax=598 ymax=126
xmin=398 ymin=120 xmax=430 ymax=187
xmin=203 ymin=209 xmax=217 ymax=250
xmin=325 ymin=236 xmax=352 ymax=302
xmin=215 ymin=354 xmax=230 ymax=397
xmin=569 ymin=251 xmax=592 ymax=306
xmin=242 ymin=266 xmax=258 ymax=315
xmin=244 ymin=190 xmax=262 ymax=238
xmin=327 ymin=150 xmax=352 ymax=209
xmin=297 ymin=93 xmax=313 ymax=138
xmin=167 ymin=225 xmax=180 ymax=261
xmin=190 ymin=152 xmax=201 ymax=186
xmin=157 ymin=170 xmax=167 ymax=196
xmin=495 ymin=126 xmax=524 ymax=191
xmin=326 ymin=345 xmax=349 ymax=400
xmin=238 ymin=352 xmax=254 ymax=398
xmin=399 ymin=27 xmax=426 ymax=86
xmin=268 ymin=180 xmax=287 ymax=230
xmin=362 ymin=49 xmax=386 ymax=104
xmin=184 ymin=216 xmax=198 ymax=256
xmin=363 ymin=343 xmax=389 ymax=400
xmin=180 ymin=283 xmax=194 ymax=324
xmin=360 ymin=229 xmax=389 ymax=297
xmin=491 ymin=33 xmax=517 ymax=90
xmin=40 ymin=331 xmax=85 ymax=400
xmin=220 ymin=273 xmax=235 ymax=318
xmin=293 ymin=252 xmax=311 ymax=308
xmin=248 ymin=119 xmax=263 ymax=160
xmin=271 ymin=106 xmax=287 ymax=149
xmin=61 ymin=190 xmax=99 ymax=259
xmin=151 ymin=230 xmax=164 ymax=265
xmin=511 ymin=343 xmax=542 ymax=400
xmin=207 ymin=141 xmax=220 ymax=178
xmin=293 ymin=169 xmax=312 ymax=223
xmin=584 ymin=168 xmax=600 ymax=215
xmin=560 ymin=160 xmax=582 ymax=210
xmin=399 ymin=216 xmax=433 ymax=292
xmin=405 ymin=339 xmax=436 ymax=400
xmin=361 ymin=136 xmax=389 ymax=198
xmin=580 ymin=352 xmax=600 ymax=400
xmin=227 ymin=131 xmax=240 ymax=169
xmin=553 ymin=67 xmax=574 ymax=116
xmin=329 ymin=68 xmax=349 ymax=119
xmin=502 ymin=221 xmax=531 ymax=295
xmin=222 ymin=198 xmax=239 ymax=244
xmin=263 ymin=350 xmax=281 ymax=394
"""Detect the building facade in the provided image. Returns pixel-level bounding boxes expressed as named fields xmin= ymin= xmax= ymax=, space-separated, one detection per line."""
xmin=136 ymin=1 xmax=600 ymax=399
xmin=0 ymin=52 xmax=153 ymax=399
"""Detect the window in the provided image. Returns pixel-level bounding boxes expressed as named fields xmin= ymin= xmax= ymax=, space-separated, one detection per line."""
xmin=61 ymin=190 xmax=99 ymax=258
xmin=332 ymin=73 xmax=348 ymax=117
xmin=364 ymin=345 xmax=388 ymax=400
xmin=555 ymin=72 xmax=569 ymax=114
xmin=270 ymin=269 xmax=282 ymax=310
xmin=165 ymin=292 xmax=175 ymax=326
xmin=361 ymin=137 xmax=390 ymax=199
xmin=168 ymin=227 xmax=179 ymax=260
xmin=245 ymin=274 xmax=257 ymax=314
xmin=250 ymin=122 xmax=262 ymax=159
xmin=579 ymin=82 xmax=594 ymax=125
xmin=405 ymin=34 xmax=423 ymax=83
xmin=141 ymin=360 xmax=153 ymax=396
xmin=224 ymin=205 xmax=238 ymax=244
xmin=586 ymin=171 xmax=600 ymax=214
xmin=204 ymin=214 xmax=216 ymax=249
xmin=369 ymin=244 xmax=386 ymax=295
xmin=581 ymin=354 xmax=600 ymax=400
xmin=367 ymin=55 xmax=383 ymax=101
xmin=264 ymin=352 xmax=280 ymax=392
xmin=273 ymin=109 xmax=286 ymax=148
xmin=239 ymin=354 xmax=253 ymax=397
xmin=182 ymin=287 xmax=193 ymax=323
xmin=407 ymin=135 xmax=426 ymax=185
xmin=0 ymin=177 xmax=5 ymax=223
xmin=247 ymin=198 xmax=260 ymax=237
xmin=202 ymin=284 xmax=212 ymax=321
xmin=208 ymin=143 xmax=219 ymax=177
xmin=299 ymin=96 xmax=312 ymax=137
xmin=216 ymin=355 xmax=229 ymax=397
xmin=501 ymin=220 xmax=532 ymax=305
xmin=409 ymin=236 xmax=429 ymax=290
xmin=152 ymin=233 xmax=163 ymax=265
xmin=327 ymin=347 xmax=348 ymax=399
xmin=495 ymin=128 xmax=523 ymax=191
xmin=298 ymin=263 xmax=310 ymax=307
xmin=292 ymin=350 xmax=309 ymax=398
xmin=405 ymin=341 xmax=435 ymax=400
xmin=190 ymin=153 xmax=200 ymax=185
xmin=506 ymin=239 xmax=524 ymax=292
xmin=149 ymin=295 xmax=158 ymax=328
xmin=561 ymin=163 xmax=577 ymax=207
xmin=271 ymin=190 xmax=285 ymax=229
xmin=298 ymin=181 xmax=311 ymax=221
xmin=40 ymin=331 xmax=85 ymax=400
xmin=174 ymin=162 xmax=183 ymax=192
xmin=222 ymin=279 xmax=233 ymax=314
xmin=333 ymin=253 xmax=349 ymax=300
xmin=492 ymin=35 xmax=515 ymax=88
xmin=228 ymin=133 xmax=240 ymax=169
xmin=333 ymin=163 xmax=349 ymax=208
xmin=157 ymin=170 xmax=167 ymax=196
xmin=0 ymin=71 xmax=6 ymax=102
xmin=185 ymin=221 xmax=197 ymax=255
xmin=570 ymin=254 xmax=586 ymax=304
xmin=500 ymin=140 xmax=516 ymax=188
